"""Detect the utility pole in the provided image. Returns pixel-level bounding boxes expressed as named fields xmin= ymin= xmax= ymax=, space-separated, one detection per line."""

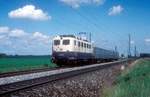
xmin=78 ymin=32 xmax=86 ymax=39
xmin=115 ymin=46 xmax=119 ymax=57
xmin=115 ymin=46 xmax=118 ymax=52
xmin=128 ymin=34 xmax=131 ymax=58
xmin=89 ymin=32 xmax=91 ymax=42
xmin=134 ymin=46 xmax=137 ymax=57
xmin=79 ymin=32 xmax=92 ymax=42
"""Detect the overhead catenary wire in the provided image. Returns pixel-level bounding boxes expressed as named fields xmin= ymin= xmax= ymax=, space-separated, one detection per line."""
xmin=72 ymin=8 xmax=118 ymax=49
xmin=72 ymin=7 xmax=131 ymax=55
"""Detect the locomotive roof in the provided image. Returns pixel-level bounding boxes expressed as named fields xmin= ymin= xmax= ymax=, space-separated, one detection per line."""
xmin=59 ymin=35 xmax=89 ymax=42
xmin=60 ymin=35 xmax=75 ymax=38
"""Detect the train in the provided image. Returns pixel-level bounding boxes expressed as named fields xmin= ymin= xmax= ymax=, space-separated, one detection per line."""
xmin=51 ymin=35 xmax=119 ymax=66
xmin=140 ymin=53 xmax=150 ymax=58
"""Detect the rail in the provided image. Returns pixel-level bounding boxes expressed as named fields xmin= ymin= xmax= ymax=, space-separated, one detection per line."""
xmin=0 ymin=67 xmax=59 ymax=78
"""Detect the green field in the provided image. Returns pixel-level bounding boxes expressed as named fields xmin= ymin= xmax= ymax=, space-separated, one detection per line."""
xmin=0 ymin=56 xmax=57 ymax=73
xmin=104 ymin=59 xmax=150 ymax=97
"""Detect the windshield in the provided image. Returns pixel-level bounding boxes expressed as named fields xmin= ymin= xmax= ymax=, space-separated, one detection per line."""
xmin=54 ymin=40 xmax=60 ymax=45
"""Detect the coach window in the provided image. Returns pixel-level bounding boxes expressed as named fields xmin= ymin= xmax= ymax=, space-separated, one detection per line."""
xmin=84 ymin=43 xmax=86 ymax=48
xmin=87 ymin=44 xmax=89 ymax=48
xmin=63 ymin=40 xmax=70 ymax=45
xmin=78 ymin=41 xmax=80 ymax=47
xmin=54 ymin=40 xmax=60 ymax=45
xmin=87 ymin=44 xmax=88 ymax=48
xmin=74 ymin=40 xmax=76 ymax=46
xmin=81 ymin=42 xmax=83 ymax=47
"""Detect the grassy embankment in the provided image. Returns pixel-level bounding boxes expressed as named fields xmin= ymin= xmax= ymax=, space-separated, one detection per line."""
xmin=103 ymin=59 xmax=150 ymax=97
xmin=0 ymin=56 xmax=57 ymax=73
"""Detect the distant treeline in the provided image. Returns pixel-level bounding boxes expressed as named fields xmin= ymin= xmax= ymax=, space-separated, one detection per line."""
xmin=0 ymin=53 xmax=7 ymax=58
xmin=0 ymin=53 xmax=51 ymax=58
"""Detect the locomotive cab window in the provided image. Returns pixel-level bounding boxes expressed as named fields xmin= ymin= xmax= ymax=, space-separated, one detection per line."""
xmin=63 ymin=40 xmax=70 ymax=45
xmin=54 ymin=40 xmax=60 ymax=45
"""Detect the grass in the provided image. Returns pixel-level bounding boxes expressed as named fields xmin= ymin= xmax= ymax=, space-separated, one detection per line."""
xmin=0 ymin=56 xmax=57 ymax=73
xmin=103 ymin=59 xmax=150 ymax=97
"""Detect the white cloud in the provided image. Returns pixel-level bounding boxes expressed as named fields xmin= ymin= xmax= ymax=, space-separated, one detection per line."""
xmin=8 ymin=5 xmax=51 ymax=21
xmin=32 ymin=32 xmax=50 ymax=44
xmin=0 ymin=26 xmax=51 ymax=55
xmin=0 ymin=26 xmax=50 ymax=42
xmin=0 ymin=26 xmax=28 ymax=38
xmin=145 ymin=38 xmax=150 ymax=43
xmin=9 ymin=29 xmax=28 ymax=38
xmin=0 ymin=35 xmax=6 ymax=39
xmin=60 ymin=0 xmax=105 ymax=8
xmin=108 ymin=5 xmax=123 ymax=16
xmin=33 ymin=32 xmax=48 ymax=39
xmin=130 ymin=40 xmax=134 ymax=44
xmin=0 ymin=26 xmax=9 ymax=34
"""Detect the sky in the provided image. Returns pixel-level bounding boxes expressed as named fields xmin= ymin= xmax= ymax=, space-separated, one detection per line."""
xmin=0 ymin=0 xmax=150 ymax=55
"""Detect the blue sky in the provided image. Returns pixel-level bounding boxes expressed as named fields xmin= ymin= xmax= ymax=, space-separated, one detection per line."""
xmin=0 ymin=0 xmax=150 ymax=55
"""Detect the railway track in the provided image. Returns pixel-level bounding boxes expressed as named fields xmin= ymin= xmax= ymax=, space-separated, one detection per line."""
xmin=0 ymin=59 xmax=134 ymax=96
xmin=0 ymin=67 xmax=59 ymax=78
xmin=0 ymin=61 xmax=111 ymax=78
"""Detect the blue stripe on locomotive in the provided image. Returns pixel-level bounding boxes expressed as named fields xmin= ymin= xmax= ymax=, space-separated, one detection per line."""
xmin=52 ymin=52 xmax=93 ymax=61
